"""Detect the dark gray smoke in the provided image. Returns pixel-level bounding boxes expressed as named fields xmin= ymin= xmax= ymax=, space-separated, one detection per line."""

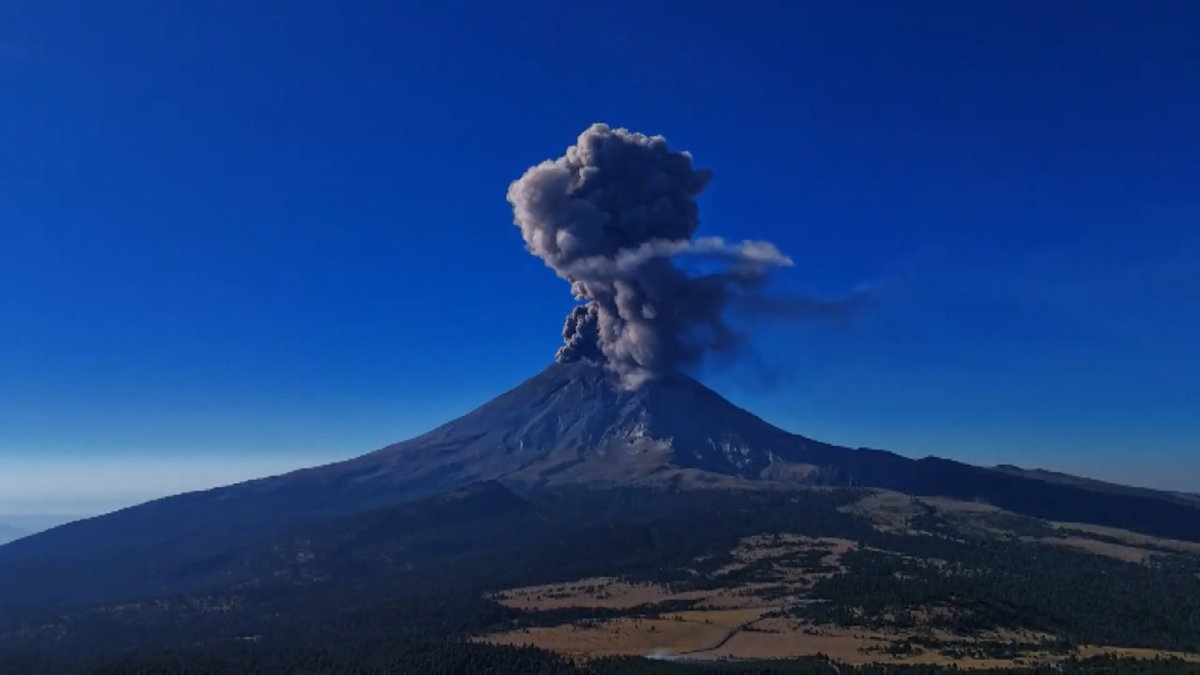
xmin=507 ymin=123 xmax=855 ymax=388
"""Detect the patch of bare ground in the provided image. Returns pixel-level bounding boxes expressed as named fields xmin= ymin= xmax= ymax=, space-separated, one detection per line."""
xmin=918 ymin=496 xmax=1004 ymax=515
xmin=1049 ymin=522 xmax=1200 ymax=555
xmin=494 ymin=577 xmax=709 ymax=611
xmin=839 ymin=491 xmax=925 ymax=534
xmin=717 ymin=534 xmax=855 ymax=577
xmin=841 ymin=491 xmax=1005 ymax=537
xmin=494 ymin=534 xmax=857 ymax=615
xmin=484 ymin=616 xmax=1072 ymax=670
xmin=480 ymin=608 xmax=765 ymax=658
xmin=1077 ymin=645 xmax=1200 ymax=663
xmin=683 ymin=620 xmax=1057 ymax=669
xmin=1032 ymin=536 xmax=1154 ymax=563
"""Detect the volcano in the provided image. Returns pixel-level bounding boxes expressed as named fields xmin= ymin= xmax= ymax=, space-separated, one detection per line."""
xmin=324 ymin=361 xmax=825 ymax=491
xmin=2 ymin=363 xmax=1199 ymax=609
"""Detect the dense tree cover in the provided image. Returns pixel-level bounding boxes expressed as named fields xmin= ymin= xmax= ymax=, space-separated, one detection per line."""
xmin=5 ymin=646 xmax=1197 ymax=675
xmin=790 ymin=508 xmax=1200 ymax=651
xmin=1 ymin=486 xmax=1198 ymax=673
xmin=590 ymin=656 xmax=1200 ymax=675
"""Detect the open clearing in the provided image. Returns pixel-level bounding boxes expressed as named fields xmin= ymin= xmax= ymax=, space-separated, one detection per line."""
xmin=479 ymin=518 xmax=1200 ymax=668
xmin=846 ymin=489 xmax=1200 ymax=564
xmin=492 ymin=535 xmax=855 ymax=615
xmin=486 ymin=615 xmax=1078 ymax=669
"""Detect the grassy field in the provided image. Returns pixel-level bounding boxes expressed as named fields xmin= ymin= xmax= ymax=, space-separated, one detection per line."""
xmin=479 ymin=492 xmax=1200 ymax=669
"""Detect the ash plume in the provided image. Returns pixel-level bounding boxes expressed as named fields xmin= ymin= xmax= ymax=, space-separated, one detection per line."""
xmin=507 ymin=123 xmax=860 ymax=388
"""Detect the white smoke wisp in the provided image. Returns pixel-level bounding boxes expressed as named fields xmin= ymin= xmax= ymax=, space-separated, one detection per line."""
xmin=646 ymin=648 xmax=681 ymax=661
xmin=507 ymin=123 xmax=865 ymax=388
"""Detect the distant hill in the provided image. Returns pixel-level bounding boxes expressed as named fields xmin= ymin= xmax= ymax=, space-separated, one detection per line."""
xmin=992 ymin=464 xmax=1200 ymax=507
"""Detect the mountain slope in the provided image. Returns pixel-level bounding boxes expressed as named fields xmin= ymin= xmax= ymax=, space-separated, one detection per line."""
xmin=992 ymin=464 xmax=1200 ymax=507
xmin=331 ymin=361 xmax=819 ymax=489
xmin=1 ymin=362 xmax=1198 ymax=609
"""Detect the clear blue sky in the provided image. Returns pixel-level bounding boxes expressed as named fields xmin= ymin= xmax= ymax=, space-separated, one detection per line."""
xmin=2 ymin=1 xmax=1197 ymax=513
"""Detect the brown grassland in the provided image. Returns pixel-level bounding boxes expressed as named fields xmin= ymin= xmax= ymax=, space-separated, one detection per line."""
xmin=479 ymin=492 xmax=1200 ymax=669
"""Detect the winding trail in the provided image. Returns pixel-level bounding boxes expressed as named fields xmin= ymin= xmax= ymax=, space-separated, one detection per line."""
xmin=672 ymin=616 xmax=764 ymax=657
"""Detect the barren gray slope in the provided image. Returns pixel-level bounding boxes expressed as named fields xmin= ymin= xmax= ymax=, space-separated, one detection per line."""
xmin=328 ymin=361 xmax=825 ymax=490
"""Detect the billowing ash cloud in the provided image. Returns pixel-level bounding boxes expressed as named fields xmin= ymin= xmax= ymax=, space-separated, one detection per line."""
xmin=507 ymin=123 xmax=858 ymax=388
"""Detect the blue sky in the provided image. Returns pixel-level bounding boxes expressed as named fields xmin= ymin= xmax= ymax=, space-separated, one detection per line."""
xmin=2 ymin=1 xmax=1197 ymax=513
